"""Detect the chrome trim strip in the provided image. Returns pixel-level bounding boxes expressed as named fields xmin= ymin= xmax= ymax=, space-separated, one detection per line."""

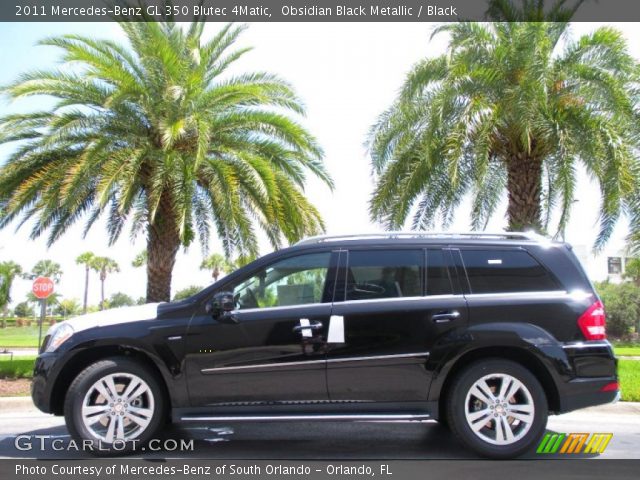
xmin=327 ymin=352 xmax=429 ymax=364
xmin=230 ymin=302 xmax=327 ymax=314
xmin=180 ymin=413 xmax=431 ymax=422
xmin=338 ymin=295 xmax=461 ymax=306
xmin=464 ymin=290 xmax=568 ymax=299
xmin=202 ymin=359 xmax=326 ymax=373
xmin=561 ymin=342 xmax=611 ymax=349
xmin=201 ymin=352 xmax=430 ymax=374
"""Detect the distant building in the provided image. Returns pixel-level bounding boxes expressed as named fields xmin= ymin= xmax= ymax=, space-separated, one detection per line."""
xmin=571 ymin=244 xmax=632 ymax=283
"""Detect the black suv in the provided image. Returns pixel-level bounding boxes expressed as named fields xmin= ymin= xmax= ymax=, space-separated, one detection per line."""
xmin=31 ymin=232 xmax=618 ymax=458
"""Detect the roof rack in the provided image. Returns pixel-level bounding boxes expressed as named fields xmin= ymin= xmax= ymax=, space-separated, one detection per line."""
xmin=295 ymin=231 xmax=550 ymax=246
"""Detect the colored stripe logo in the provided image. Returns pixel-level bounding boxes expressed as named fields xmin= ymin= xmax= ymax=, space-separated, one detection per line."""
xmin=537 ymin=433 xmax=613 ymax=454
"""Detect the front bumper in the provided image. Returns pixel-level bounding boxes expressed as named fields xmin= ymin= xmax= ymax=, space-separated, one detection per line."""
xmin=31 ymin=352 xmax=61 ymax=414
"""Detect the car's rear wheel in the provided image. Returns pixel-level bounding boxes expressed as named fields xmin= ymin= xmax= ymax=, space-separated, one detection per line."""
xmin=446 ymin=359 xmax=548 ymax=459
xmin=64 ymin=357 xmax=165 ymax=456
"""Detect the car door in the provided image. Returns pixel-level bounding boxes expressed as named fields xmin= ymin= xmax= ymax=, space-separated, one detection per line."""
xmin=185 ymin=250 xmax=339 ymax=406
xmin=326 ymin=247 xmax=468 ymax=404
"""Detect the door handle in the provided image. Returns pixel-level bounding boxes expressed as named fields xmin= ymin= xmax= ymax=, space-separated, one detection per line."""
xmin=293 ymin=321 xmax=323 ymax=333
xmin=432 ymin=310 xmax=461 ymax=323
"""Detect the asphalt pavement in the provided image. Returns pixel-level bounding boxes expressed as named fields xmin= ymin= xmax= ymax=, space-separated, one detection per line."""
xmin=0 ymin=400 xmax=638 ymax=460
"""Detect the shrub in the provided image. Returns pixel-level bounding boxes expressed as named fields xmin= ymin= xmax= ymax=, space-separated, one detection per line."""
xmin=173 ymin=285 xmax=204 ymax=302
xmin=594 ymin=281 xmax=640 ymax=338
xmin=13 ymin=302 xmax=34 ymax=318
xmin=0 ymin=357 xmax=36 ymax=378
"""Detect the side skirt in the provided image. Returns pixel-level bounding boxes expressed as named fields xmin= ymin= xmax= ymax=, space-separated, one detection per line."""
xmin=172 ymin=401 xmax=437 ymax=423
xmin=177 ymin=413 xmax=431 ymax=423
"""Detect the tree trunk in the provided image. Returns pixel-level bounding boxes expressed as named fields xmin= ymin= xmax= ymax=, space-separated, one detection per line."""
xmin=506 ymin=153 xmax=543 ymax=232
xmin=100 ymin=277 xmax=105 ymax=311
xmin=83 ymin=266 xmax=89 ymax=314
xmin=146 ymin=194 xmax=181 ymax=303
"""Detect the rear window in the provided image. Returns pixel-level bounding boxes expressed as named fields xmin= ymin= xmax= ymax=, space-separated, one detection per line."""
xmin=460 ymin=249 xmax=559 ymax=294
xmin=346 ymin=250 xmax=423 ymax=300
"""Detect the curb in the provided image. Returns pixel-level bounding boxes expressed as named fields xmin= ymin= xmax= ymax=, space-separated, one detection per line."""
xmin=577 ymin=401 xmax=640 ymax=415
xmin=0 ymin=396 xmax=35 ymax=412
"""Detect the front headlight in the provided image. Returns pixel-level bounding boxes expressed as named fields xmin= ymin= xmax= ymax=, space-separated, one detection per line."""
xmin=45 ymin=323 xmax=74 ymax=352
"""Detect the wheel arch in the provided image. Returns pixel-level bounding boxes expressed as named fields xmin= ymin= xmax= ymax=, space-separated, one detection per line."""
xmin=50 ymin=345 xmax=172 ymax=417
xmin=435 ymin=345 xmax=561 ymax=420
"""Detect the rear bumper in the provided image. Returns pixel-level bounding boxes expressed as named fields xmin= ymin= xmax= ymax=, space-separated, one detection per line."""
xmin=559 ymin=377 xmax=619 ymax=413
xmin=557 ymin=341 xmax=618 ymax=414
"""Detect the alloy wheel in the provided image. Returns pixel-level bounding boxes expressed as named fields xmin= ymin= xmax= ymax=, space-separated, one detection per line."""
xmin=81 ymin=372 xmax=155 ymax=443
xmin=464 ymin=373 xmax=535 ymax=446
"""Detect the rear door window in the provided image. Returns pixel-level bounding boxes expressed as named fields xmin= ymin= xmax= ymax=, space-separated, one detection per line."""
xmin=460 ymin=249 xmax=559 ymax=294
xmin=345 ymin=250 xmax=423 ymax=301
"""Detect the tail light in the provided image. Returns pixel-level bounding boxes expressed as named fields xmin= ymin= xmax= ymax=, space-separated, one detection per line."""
xmin=577 ymin=300 xmax=607 ymax=340
xmin=599 ymin=381 xmax=619 ymax=392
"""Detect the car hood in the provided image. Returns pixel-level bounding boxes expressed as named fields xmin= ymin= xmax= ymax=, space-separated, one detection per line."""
xmin=52 ymin=303 xmax=162 ymax=334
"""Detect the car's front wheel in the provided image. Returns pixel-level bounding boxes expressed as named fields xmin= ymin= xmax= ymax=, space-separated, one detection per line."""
xmin=64 ymin=357 xmax=165 ymax=456
xmin=446 ymin=359 xmax=548 ymax=459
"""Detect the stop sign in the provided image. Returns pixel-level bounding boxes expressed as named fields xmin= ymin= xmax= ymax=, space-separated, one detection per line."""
xmin=32 ymin=276 xmax=54 ymax=299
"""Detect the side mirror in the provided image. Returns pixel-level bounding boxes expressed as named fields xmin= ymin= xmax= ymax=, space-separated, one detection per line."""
xmin=205 ymin=291 xmax=238 ymax=324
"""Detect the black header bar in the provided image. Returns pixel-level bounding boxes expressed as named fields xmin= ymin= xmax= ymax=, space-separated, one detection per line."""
xmin=3 ymin=0 xmax=640 ymax=22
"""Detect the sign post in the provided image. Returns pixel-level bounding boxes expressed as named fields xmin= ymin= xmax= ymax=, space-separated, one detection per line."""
xmin=32 ymin=277 xmax=54 ymax=351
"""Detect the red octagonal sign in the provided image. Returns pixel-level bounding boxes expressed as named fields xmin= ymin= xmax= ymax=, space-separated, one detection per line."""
xmin=32 ymin=276 xmax=54 ymax=299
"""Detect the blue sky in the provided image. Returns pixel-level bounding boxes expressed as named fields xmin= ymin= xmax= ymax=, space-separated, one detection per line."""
xmin=0 ymin=22 xmax=637 ymax=309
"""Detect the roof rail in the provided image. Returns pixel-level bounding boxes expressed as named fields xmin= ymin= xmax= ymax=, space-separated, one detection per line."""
xmin=295 ymin=231 xmax=549 ymax=246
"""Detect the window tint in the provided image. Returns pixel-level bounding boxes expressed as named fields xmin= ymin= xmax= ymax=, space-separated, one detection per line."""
xmin=346 ymin=250 xmax=423 ymax=301
xmin=232 ymin=252 xmax=331 ymax=309
xmin=427 ymin=249 xmax=452 ymax=295
xmin=461 ymin=249 xmax=558 ymax=294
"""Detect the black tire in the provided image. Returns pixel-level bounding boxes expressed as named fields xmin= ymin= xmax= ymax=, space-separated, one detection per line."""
xmin=64 ymin=357 xmax=165 ymax=456
xmin=445 ymin=359 xmax=548 ymax=459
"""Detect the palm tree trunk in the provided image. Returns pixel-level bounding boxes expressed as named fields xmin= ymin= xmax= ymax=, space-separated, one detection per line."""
xmin=146 ymin=196 xmax=181 ymax=303
xmin=506 ymin=153 xmax=543 ymax=232
xmin=83 ymin=266 xmax=89 ymax=314
xmin=100 ymin=277 xmax=105 ymax=311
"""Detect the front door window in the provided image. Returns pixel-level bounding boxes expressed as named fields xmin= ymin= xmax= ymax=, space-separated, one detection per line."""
xmin=232 ymin=252 xmax=331 ymax=309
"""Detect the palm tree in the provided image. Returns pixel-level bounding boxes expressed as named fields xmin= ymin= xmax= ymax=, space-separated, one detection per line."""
xmin=55 ymin=298 xmax=82 ymax=319
xmin=0 ymin=261 xmax=22 ymax=328
xmin=0 ymin=22 xmax=332 ymax=302
xmin=29 ymin=259 xmax=62 ymax=282
xmin=90 ymin=256 xmax=119 ymax=310
xmin=200 ymin=253 xmax=233 ymax=281
xmin=368 ymin=20 xmax=639 ymax=248
xmin=76 ymin=252 xmax=95 ymax=314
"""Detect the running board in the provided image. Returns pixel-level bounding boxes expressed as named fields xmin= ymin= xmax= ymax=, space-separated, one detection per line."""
xmin=179 ymin=413 xmax=431 ymax=422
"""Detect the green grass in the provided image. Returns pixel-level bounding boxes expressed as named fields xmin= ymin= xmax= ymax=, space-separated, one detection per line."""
xmin=615 ymin=347 xmax=640 ymax=356
xmin=0 ymin=356 xmax=36 ymax=378
xmin=619 ymin=359 xmax=640 ymax=402
xmin=0 ymin=326 xmax=42 ymax=348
